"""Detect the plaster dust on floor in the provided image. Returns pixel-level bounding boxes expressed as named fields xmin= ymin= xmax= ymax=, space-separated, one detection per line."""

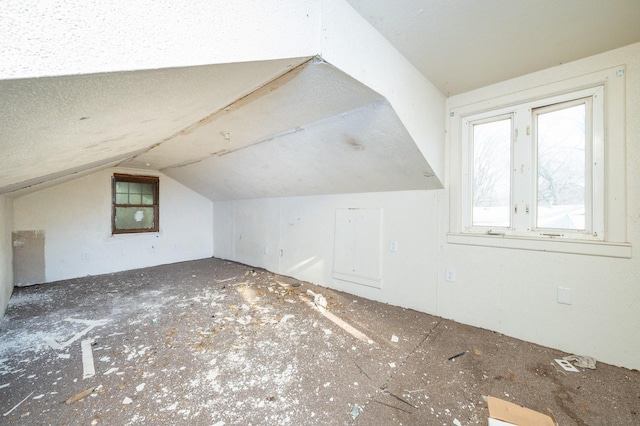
xmin=0 ymin=258 xmax=638 ymax=425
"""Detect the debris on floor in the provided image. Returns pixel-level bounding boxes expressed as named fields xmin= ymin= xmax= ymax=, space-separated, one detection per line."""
xmin=3 ymin=390 xmax=35 ymax=416
xmin=487 ymin=396 xmax=556 ymax=426
xmin=351 ymin=403 xmax=361 ymax=419
xmin=563 ymin=354 xmax=597 ymax=369
xmin=0 ymin=258 xmax=638 ymax=425
xmin=65 ymin=387 xmax=95 ymax=405
xmin=306 ymin=289 xmax=327 ymax=309
xmin=448 ymin=351 xmax=466 ymax=361
xmin=555 ymin=358 xmax=580 ymax=372
xmin=81 ymin=339 xmax=96 ymax=379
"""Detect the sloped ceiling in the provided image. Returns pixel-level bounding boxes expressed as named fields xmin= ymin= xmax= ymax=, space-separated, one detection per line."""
xmin=346 ymin=0 xmax=640 ymax=96
xmin=0 ymin=58 xmax=310 ymax=195
xmin=1 ymin=57 xmax=435 ymax=200
xmin=3 ymin=1 xmax=640 ymax=201
xmin=122 ymin=59 xmax=433 ymax=200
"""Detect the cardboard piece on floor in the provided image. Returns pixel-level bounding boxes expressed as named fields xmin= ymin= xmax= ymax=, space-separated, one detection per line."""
xmin=488 ymin=396 xmax=556 ymax=426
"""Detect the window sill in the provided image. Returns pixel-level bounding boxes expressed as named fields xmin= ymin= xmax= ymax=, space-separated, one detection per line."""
xmin=446 ymin=233 xmax=631 ymax=258
xmin=107 ymin=231 xmax=164 ymax=241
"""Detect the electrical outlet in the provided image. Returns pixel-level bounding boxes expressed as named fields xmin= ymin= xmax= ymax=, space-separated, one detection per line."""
xmin=390 ymin=241 xmax=398 ymax=252
xmin=445 ymin=268 xmax=455 ymax=282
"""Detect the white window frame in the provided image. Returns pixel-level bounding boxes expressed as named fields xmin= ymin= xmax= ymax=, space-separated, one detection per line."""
xmin=447 ymin=66 xmax=630 ymax=258
xmin=461 ymin=87 xmax=604 ymax=240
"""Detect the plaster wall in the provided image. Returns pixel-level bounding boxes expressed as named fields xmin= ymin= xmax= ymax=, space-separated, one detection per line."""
xmin=13 ymin=168 xmax=213 ymax=283
xmin=0 ymin=196 xmax=13 ymax=319
xmin=439 ymin=42 xmax=640 ymax=369
xmin=213 ymin=191 xmax=438 ymax=314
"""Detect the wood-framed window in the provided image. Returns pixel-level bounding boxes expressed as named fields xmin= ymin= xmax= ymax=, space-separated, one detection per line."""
xmin=112 ymin=174 xmax=159 ymax=234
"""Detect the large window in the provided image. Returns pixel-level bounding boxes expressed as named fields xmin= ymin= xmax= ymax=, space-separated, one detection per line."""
xmin=463 ymin=87 xmax=603 ymax=240
xmin=448 ymin=66 xmax=629 ymax=257
xmin=112 ymin=174 xmax=159 ymax=234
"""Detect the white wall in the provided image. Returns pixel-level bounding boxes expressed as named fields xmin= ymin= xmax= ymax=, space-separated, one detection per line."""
xmin=213 ymin=191 xmax=439 ymax=314
xmin=213 ymin=43 xmax=640 ymax=370
xmin=439 ymin=42 xmax=640 ymax=370
xmin=13 ymin=168 xmax=213 ymax=283
xmin=0 ymin=196 xmax=13 ymax=319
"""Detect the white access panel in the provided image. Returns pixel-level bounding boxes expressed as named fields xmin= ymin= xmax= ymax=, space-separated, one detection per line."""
xmin=333 ymin=208 xmax=382 ymax=289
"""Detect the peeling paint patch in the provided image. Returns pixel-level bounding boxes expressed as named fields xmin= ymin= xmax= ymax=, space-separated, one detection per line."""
xmin=179 ymin=58 xmax=315 ymax=136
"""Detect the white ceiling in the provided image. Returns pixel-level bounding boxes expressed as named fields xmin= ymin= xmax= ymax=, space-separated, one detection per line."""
xmin=0 ymin=58 xmax=308 ymax=195
xmin=0 ymin=58 xmax=434 ymax=200
xmin=123 ymin=60 xmax=434 ymax=200
xmin=3 ymin=1 xmax=640 ymax=200
xmin=346 ymin=0 xmax=640 ymax=95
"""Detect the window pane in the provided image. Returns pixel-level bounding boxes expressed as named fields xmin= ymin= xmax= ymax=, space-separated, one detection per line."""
xmin=472 ymin=118 xmax=511 ymax=227
xmin=536 ymin=104 xmax=586 ymax=230
xmin=141 ymin=194 xmax=154 ymax=205
xmin=129 ymin=183 xmax=141 ymax=194
xmin=114 ymin=207 xmax=155 ymax=230
xmin=115 ymin=182 xmax=128 ymax=194
xmin=116 ymin=193 xmax=129 ymax=204
xmin=128 ymin=194 xmax=142 ymax=204
xmin=141 ymin=183 xmax=153 ymax=195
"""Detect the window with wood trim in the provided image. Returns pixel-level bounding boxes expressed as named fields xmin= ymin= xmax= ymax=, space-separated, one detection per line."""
xmin=112 ymin=174 xmax=159 ymax=234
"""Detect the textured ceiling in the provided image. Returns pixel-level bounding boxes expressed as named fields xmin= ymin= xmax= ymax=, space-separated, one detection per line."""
xmin=346 ymin=0 xmax=640 ymax=95
xmin=0 ymin=58 xmax=311 ymax=195
xmin=1 ymin=59 xmax=434 ymax=200
xmin=4 ymin=1 xmax=640 ymax=200
xmin=123 ymin=60 xmax=434 ymax=200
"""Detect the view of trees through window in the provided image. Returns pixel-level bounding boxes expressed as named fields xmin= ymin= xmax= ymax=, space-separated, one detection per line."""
xmin=472 ymin=117 xmax=511 ymax=228
xmin=536 ymin=103 xmax=586 ymax=230
xmin=471 ymin=100 xmax=588 ymax=231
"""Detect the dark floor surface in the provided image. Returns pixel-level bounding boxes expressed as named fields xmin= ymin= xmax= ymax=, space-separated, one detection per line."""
xmin=0 ymin=258 xmax=638 ymax=425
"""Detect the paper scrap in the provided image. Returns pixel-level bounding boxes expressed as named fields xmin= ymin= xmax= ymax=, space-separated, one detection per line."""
xmin=391 ymin=335 xmax=399 ymax=343
xmin=103 ymin=367 xmax=118 ymax=375
xmin=563 ymin=354 xmax=596 ymax=369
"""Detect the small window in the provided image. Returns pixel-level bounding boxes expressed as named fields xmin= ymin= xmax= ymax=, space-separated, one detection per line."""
xmin=112 ymin=174 xmax=159 ymax=234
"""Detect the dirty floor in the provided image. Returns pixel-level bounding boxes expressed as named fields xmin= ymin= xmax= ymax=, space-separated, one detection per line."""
xmin=0 ymin=258 xmax=638 ymax=425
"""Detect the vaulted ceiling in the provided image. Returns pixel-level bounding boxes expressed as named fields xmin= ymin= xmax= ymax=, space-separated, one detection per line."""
xmin=2 ymin=1 xmax=639 ymax=200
